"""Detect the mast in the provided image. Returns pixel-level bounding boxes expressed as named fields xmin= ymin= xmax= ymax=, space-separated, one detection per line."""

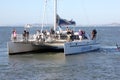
xmin=41 ymin=0 xmax=47 ymax=33
xmin=54 ymin=0 xmax=57 ymax=31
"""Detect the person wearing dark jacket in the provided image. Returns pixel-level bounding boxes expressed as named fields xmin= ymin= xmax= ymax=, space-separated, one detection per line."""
xmin=91 ymin=29 xmax=97 ymax=40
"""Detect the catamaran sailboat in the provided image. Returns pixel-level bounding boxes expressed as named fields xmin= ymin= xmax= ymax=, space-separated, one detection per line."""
xmin=7 ymin=0 xmax=100 ymax=55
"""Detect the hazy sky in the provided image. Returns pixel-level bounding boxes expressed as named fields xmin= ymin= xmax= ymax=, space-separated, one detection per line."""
xmin=0 ymin=0 xmax=120 ymax=26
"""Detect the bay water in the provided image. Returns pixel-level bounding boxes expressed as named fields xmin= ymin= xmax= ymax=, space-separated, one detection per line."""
xmin=0 ymin=26 xmax=120 ymax=80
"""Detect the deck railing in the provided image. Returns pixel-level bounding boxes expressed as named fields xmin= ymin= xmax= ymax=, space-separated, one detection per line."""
xmin=11 ymin=32 xmax=83 ymax=42
xmin=11 ymin=34 xmax=36 ymax=42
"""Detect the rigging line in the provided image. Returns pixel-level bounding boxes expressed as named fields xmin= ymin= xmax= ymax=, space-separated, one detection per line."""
xmin=80 ymin=0 xmax=90 ymax=26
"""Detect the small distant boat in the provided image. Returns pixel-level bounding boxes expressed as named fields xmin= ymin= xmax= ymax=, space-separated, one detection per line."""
xmin=64 ymin=40 xmax=100 ymax=55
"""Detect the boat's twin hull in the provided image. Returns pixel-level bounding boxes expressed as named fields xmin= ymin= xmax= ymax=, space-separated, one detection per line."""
xmin=7 ymin=41 xmax=64 ymax=54
xmin=7 ymin=42 xmax=41 ymax=54
xmin=64 ymin=41 xmax=100 ymax=55
xmin=8 ymin=40 xmax=99 ymax=55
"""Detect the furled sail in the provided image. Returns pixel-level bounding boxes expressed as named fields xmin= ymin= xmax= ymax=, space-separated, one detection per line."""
xmin=56 ymin=15 xmax=76 ymax=26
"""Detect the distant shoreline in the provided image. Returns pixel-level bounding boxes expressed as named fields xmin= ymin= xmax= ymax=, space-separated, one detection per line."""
xmin=0 ymin=25 xmax=120 ymax=27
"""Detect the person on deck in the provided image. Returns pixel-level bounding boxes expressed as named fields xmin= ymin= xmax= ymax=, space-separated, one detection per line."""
xmin=36 ymin=30 xmax=41 ymax=41
xmin=23 ymin=30 xmax=27 ymax=41
xmin=50 ymin=28 xmax=55 ymax=38
xmin=12 ymin=28 xmax=17 ymax=41
xmin=70 ymin=30 xmax=74 ymax=41
xmin=91 ymin=29 xmax=97 ymax=40
xmin=78 ymin=29 xmax=83 ymax=41
xmin=67 ymin=28 xmax=72 ymax=41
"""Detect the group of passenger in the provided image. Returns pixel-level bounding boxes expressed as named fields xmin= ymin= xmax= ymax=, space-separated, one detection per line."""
xmin=66 ymin=27 xmax=97 ymax=41
xmin=80 ymin=29 xmax=97 ymax=40
xmin=78 ymin=29 xmax=88 ymax=41
xmin=12 ymin=27 xmax=97 ymax=42
xmin=12 ymin=28 xmax=29 ymax=41
xmin=35 ymin=28 xmax=56 ymax=42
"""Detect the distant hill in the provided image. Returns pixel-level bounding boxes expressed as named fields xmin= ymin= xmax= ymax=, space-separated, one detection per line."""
xmin=106 ymin=23 xmax=120 ymax=26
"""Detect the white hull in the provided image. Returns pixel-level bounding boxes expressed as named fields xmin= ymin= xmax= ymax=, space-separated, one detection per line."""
xmin=7 ymin=42 xmax=40 ymax=54
xmin=7 ymin=41 xmax=64 ymax=55
xmin=64 ymin=40 xmax=100 ymax=55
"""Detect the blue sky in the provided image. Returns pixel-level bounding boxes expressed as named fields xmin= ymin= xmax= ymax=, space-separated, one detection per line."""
xmin=0 ymin=0 xmax=120 ymax=26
